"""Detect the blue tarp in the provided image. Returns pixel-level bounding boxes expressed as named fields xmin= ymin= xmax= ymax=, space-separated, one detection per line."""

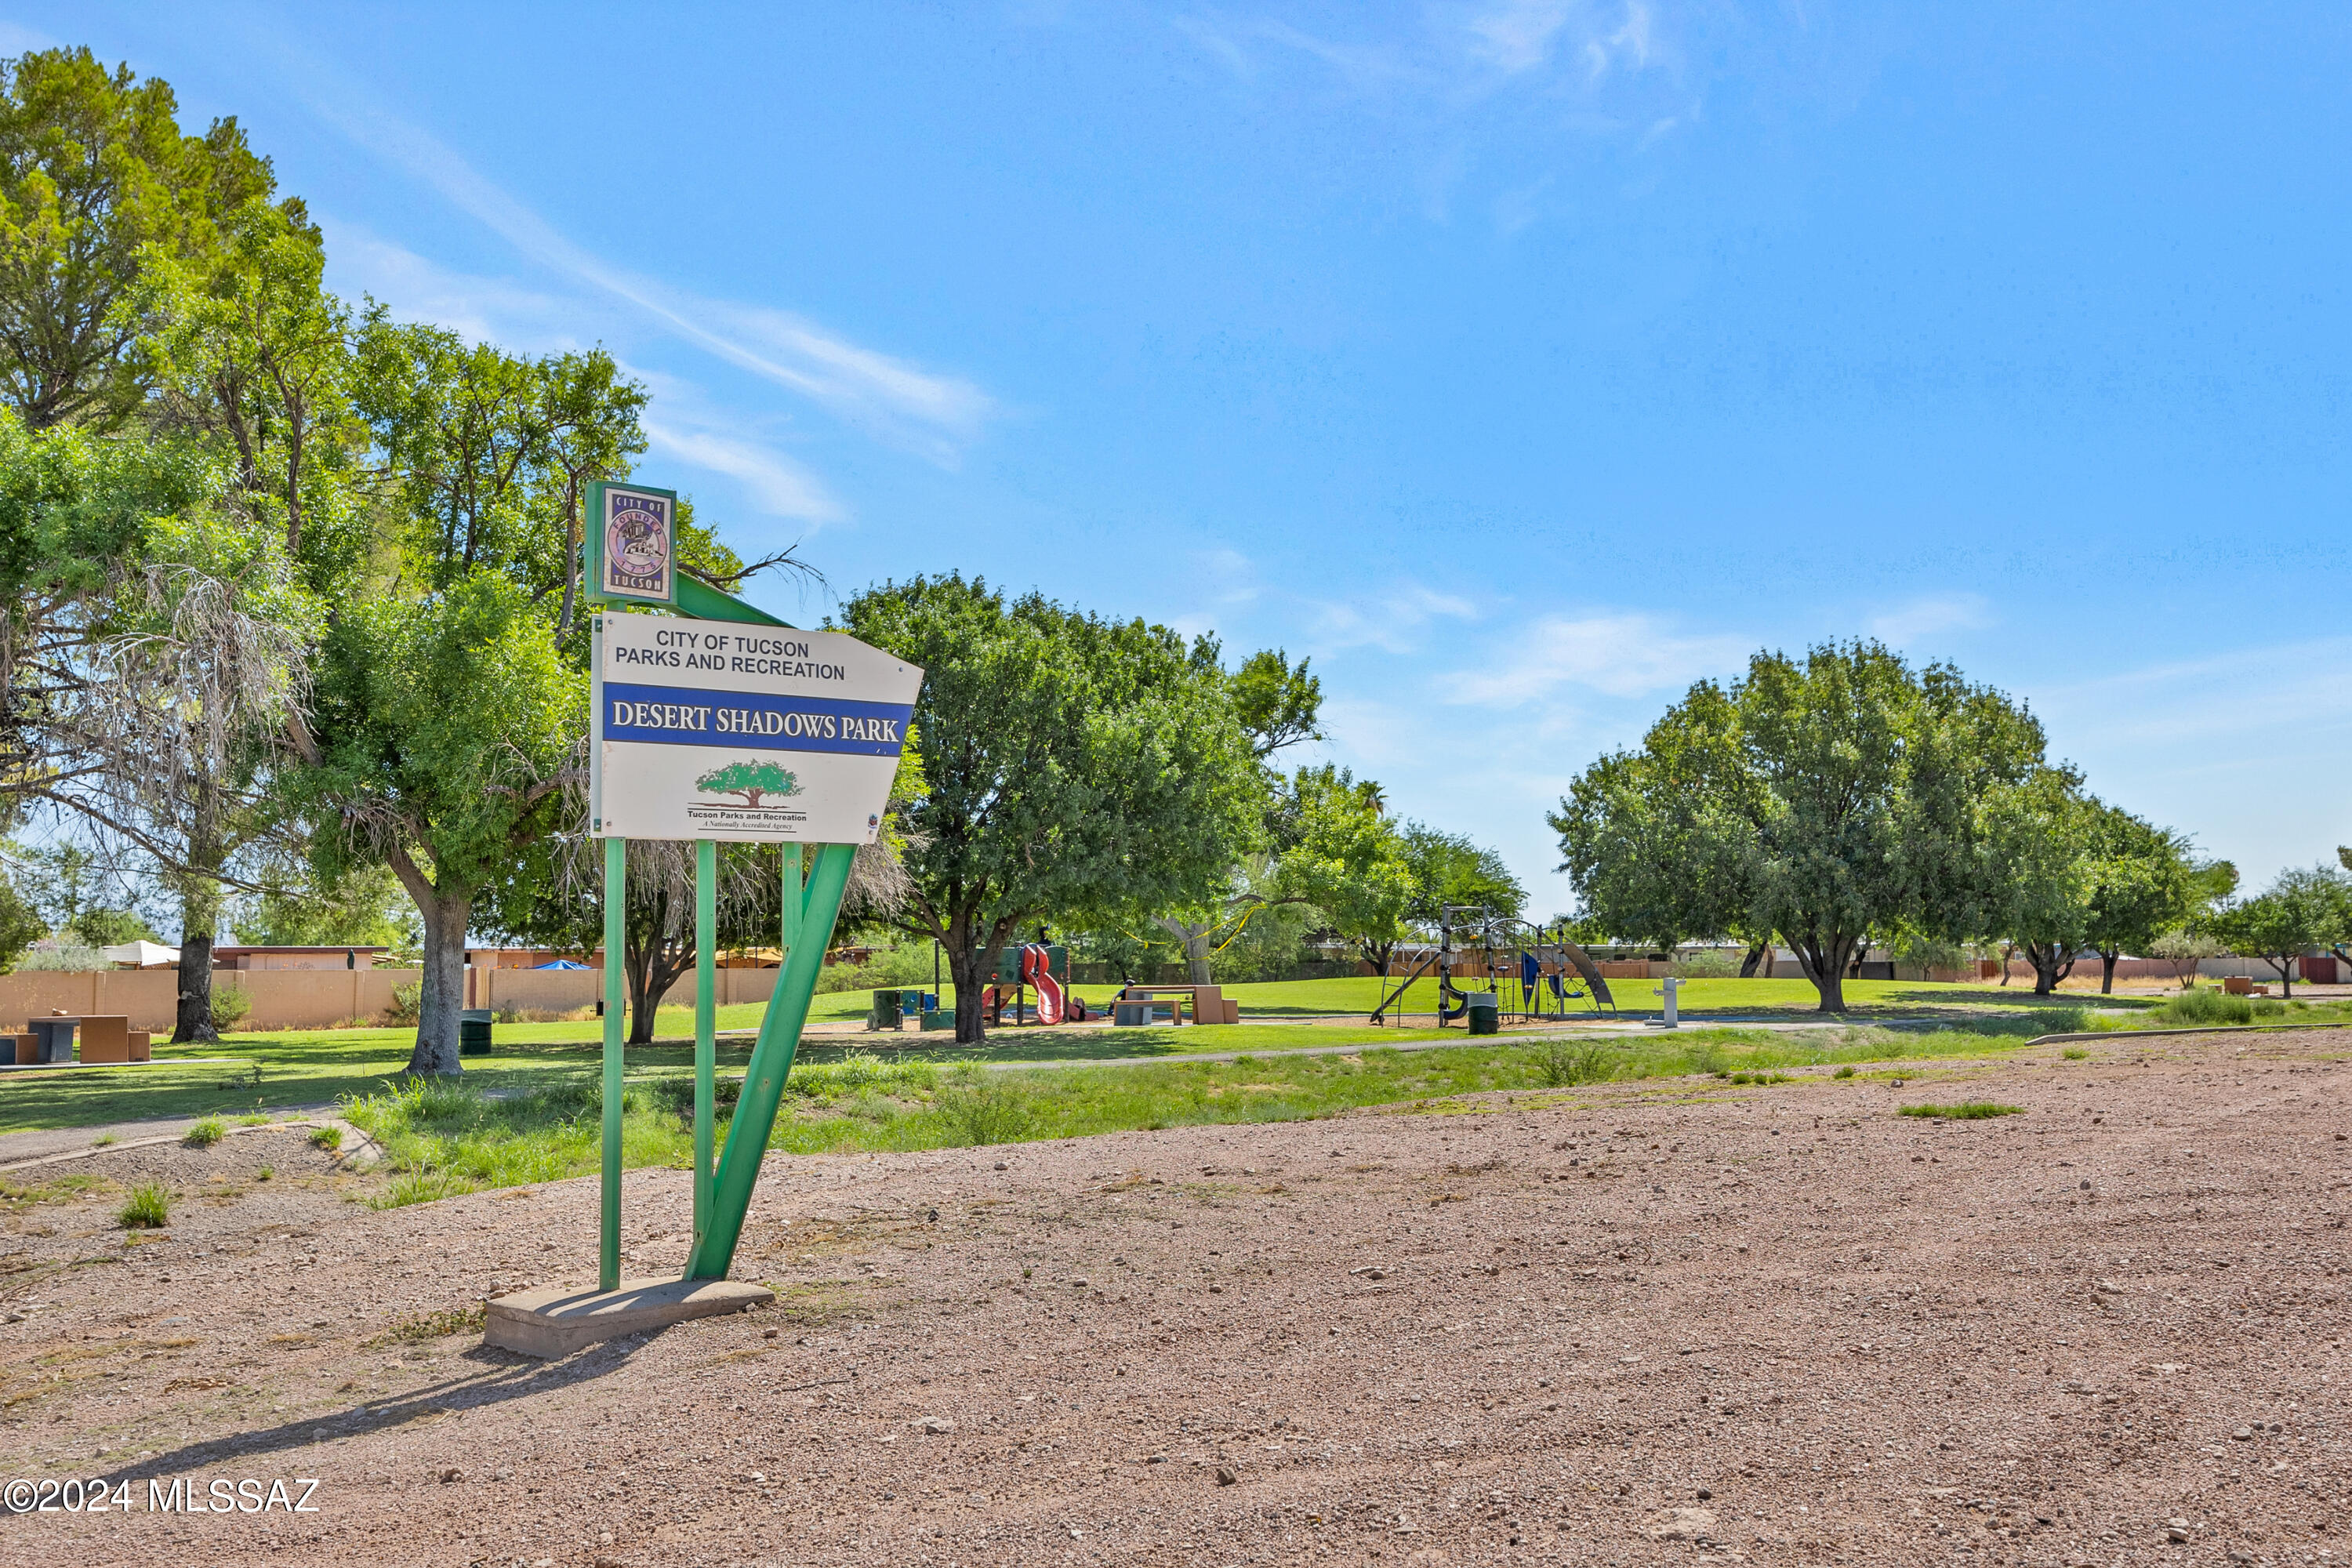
xmin=532 ymin=959 xmax=590 ymax=969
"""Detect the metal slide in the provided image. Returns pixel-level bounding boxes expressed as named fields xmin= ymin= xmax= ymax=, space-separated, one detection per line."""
xmin=1556 ymin=940 xmax=1617 ymax=1011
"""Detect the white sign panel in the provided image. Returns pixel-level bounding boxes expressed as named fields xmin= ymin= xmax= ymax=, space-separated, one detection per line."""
xmin=590 ymin=613 xmax=922 ymax=844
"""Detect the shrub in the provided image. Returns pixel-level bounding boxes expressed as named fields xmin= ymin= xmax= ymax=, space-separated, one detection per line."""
xmin=1899 ymin=1102 xmax=2022 ymax=1120
xmin=1966 ymin=1006 xmax=2091 ymax=1038
xmin=815 ymin=942 xmax=942 ymax=994
xmin=1833 ymin=1065 xmax=1856 ymax=1079
xmin=118 ymin=1182 xmax=171 ymax=1228
xmin=1534 ymin=1040 xmax=1612 ymax=1087
xmin=386 ymin=982 xmax=423 ymax=1025
xmin=652 ymin=1074 xmax=742 ymax=1120
xmin=183 ymin=1116 xmax=226 ymax=1149
xmin=209 ymin=984 xmax=253 ymax=1032
xmin=2155 ymin=989 xmax=2253 ymax=1028
xmin=307 ymin=1124 xmax=343 ymax=1151
xmin=935 ymin=1069 xmax=1031 ymax=1146
xmin=1668 ymin=949 xmax=1739 ymax=978
xmin=13 ymin=941 xmax=111 ymax=971
xmin=2061 ymin=1047 xmax=2089 ymax=1060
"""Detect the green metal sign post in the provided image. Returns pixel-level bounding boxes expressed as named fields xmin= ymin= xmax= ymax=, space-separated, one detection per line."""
xmin=581 ymin=495 xmax=916 ymax=1297
xmin=488 ymin=489 xmax=917 ymax=1359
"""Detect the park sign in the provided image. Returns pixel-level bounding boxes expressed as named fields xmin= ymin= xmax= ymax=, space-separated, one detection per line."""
xmin=590 ymin=612 xmax=921 ymax=844
xmin=584 ymin=481 xmax=680 ymax=608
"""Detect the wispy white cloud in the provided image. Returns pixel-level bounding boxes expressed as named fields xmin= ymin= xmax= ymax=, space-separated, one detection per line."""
xmin=1465 ymin=0 xmax=1581 ymax=73
xmin=321 ymin=220 xmax=583 ymax=351
xmin=641 ymin=419 xmax=840 ymax=526
xmin=1306 ymin=585 xmax=1476 ymax=653
xmin=286 ymin=58 xmax=991 ymax=463
xmin=1866 ymin=592 xmax=1992 ymax=646
xmin=0 ymin=20 xmax=60 ymax=54
xmin=2023 ymin=637 xmax=2352 ymax=874
xmin=1452 ymin=612 xmax=1748 ymax=704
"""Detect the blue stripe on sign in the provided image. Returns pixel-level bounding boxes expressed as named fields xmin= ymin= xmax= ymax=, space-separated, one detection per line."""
xmin=601 ymin=681 xmax=913 ymax=756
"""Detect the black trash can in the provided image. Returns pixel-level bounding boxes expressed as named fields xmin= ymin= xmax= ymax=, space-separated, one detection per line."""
xmin=459 ymin=1008 xmax=494 ymax=1057
xmin=1465 ymin=993 xmax=1501 ymax=1036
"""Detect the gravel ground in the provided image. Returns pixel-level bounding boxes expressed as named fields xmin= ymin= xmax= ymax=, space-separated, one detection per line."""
xmin=0 ymin=1028 xmax=2347 ymax=1566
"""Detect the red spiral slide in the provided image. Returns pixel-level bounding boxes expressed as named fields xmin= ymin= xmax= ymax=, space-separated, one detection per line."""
xmin=1019 ymin=943 xmax=1065 ymax=1025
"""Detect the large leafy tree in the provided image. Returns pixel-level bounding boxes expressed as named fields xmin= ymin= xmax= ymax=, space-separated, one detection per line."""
xmin=2216 ymin=865 xmax=2350 ymax=999
xmin=1266 ymin=768 xmax=1416 ymax=976
xmin=284 ymin=319 xmax=648 ymax=1074
xmin=2079 ymin=806 xmax=2196 ymax=994
xmin=0 ymin=47 xmax=278 ymax=430
xmin=1977 ymin=768 xmax=2099 ymax=996
xmin=1552 ymin=641 xmax=2045 ymax=1011
xmin=299 ymin=574 xmax=580 ymax=1071
xmin=837 ymin=574 xmax=1261 ymax=1042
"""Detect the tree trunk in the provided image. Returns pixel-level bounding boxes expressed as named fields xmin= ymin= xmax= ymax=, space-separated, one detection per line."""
xmin=395 ymin=862 xmax=471 ymax=1076
xmin=2263 ymin=956 xmax=2296 ymax=999
xmin=627 ymin=940 xmax=691 ymax=1045
xmin=1788 ymin=931 xmax=1855 ymax=1011
xmin=948 ymin=927 xmax=992 ymax=1045
xmin=1738 ymin=942 xmax=1769 ymax=978
xmin=172 ymin=792 xmax=227 ymax=1044
xmin=1151 ymin=915 xmax=1215 ymax=983
xmin=2023 ymin=941 xmax=2077 ymax=996
xmin=2100 ymin=949 xmax=2118 ymax=995
xmin=1998 ymin=942 xmax=2016 ymax=986
xmin=625 ymin=884 xmax=688 ymax=1045
xmin=172 ymin=930 xmax=217 ymax=1044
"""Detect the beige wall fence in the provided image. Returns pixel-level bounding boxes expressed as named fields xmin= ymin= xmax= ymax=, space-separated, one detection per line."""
xmin=0 ymin=969 xmax=412 ymax=1034
xmin=0 ymin=964 xmax=796 ymax=1034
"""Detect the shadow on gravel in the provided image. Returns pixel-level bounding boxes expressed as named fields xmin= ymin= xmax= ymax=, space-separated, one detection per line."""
xmin=84 ymin=1336 xmax=652 ymax=1490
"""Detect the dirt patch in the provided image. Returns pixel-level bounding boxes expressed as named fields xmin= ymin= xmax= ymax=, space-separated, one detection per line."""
xmin=0 ymin=1029 xmax=2347 ymax=1563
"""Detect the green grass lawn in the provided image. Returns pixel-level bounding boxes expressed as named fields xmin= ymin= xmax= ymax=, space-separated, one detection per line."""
xmin=0 ymin=973 xmax=2245 ymax=1140
xmin=342 ymin=1016 xmax=2070 ymax=1208
xmin=1214 ymin=973 xmax=2152 ymax=1018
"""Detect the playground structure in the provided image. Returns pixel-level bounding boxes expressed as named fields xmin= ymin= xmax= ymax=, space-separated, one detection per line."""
xmin=975 ymin=942 xmax=1083 ymax=1026
xmin=1370 ymin=906 xmax=1617 ymax=1027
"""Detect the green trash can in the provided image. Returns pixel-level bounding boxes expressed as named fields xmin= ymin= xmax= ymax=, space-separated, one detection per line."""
xmin=872 ymin=989 xmax=904 ymax=1029
xmin=459 ymin=1008 xmax=494 ymax=1056
xmin=1465 ymin=993 xmax=1500 ymax=1036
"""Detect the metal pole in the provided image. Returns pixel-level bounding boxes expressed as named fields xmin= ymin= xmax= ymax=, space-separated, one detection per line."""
xmin=600 ymin=835 xmax=626 ymax=1292
xmin=692 ymin=837 xmax=716 ymax=1258
xmin=687 ymin=842 xmax=855 ymax=1281
xmin=782 ymin=844 xmax=804 ymax=971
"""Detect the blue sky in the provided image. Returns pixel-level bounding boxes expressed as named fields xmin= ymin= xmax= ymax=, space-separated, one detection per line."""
xmin=20 ymin=2 xmax=2352 ymax=913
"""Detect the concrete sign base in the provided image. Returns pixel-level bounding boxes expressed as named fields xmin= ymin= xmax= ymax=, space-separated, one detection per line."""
xmin=485 ymin=1276 xmax=773 ymax=1359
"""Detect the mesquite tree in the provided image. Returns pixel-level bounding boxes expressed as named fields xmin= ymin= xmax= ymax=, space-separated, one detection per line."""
xmin=1552 ymin=641 xmax=2046 ymax=1011
xmin=837 ymin=575 xmax=1261 ymax=1043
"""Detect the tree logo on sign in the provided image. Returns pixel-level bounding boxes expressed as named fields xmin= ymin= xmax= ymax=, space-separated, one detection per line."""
xmin=695 ymin=759 xmax=802 ymax=808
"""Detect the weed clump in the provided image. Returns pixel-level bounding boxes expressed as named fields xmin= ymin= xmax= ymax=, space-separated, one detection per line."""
xmin=1534 ymin=1041 xmax=1613 ymax=1087
xmin=118 ymin=1182 xmax=172 ymax=1229
xmin=182 ymin=1116 xmax=226 ymax=1149
xmin=1899 ymin=1102 xmax=2022 ymax=1120
xmin=935 ymin=1069 xmax=1032 ymax=1146
xmin=307 ymin=1124 xmax=342 ymax=1151
xmin=369 ymin=1303 xmax=487 ymax=1344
